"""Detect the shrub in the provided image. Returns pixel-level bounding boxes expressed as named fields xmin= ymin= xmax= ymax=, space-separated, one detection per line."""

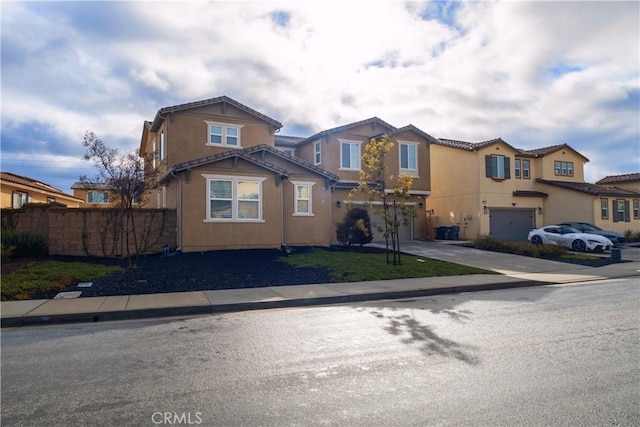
xmin=0 ymin=230 xmax=47 ymax=258
xmin=623 ymin=229 xmax=640 ymax=243
xmin=336 ymin=207 xmax=374 ymax=247
xmin=1 ymin=243 xmax=15 ymax=261
xmin=474 ymin=235 xmax=567 ymax=258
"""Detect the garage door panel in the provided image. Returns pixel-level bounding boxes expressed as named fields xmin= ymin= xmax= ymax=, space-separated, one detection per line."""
xmin=369 ymin=209 xmax=413 ymax=241
xmin=489 ymin=209 xmax=534 ymax=241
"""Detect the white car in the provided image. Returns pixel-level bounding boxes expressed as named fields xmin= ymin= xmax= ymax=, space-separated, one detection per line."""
xmin=528 ymin=225 xmax=613 ymax=252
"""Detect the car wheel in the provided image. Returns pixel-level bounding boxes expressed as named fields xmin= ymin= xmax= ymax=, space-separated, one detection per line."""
xmin=531 ymin=235 xmax=543 ymax=245
xmin=572 ymin=239 xmax=587 ymax=252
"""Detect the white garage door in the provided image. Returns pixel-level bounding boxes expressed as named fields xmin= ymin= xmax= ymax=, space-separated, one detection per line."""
xmin=368 ymin=207 xmax=413 ymax=242
xmin=489 ymin=208 xmax=535 ymax=241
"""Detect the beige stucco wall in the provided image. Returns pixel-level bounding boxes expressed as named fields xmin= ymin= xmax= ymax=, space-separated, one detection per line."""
xmin=537 ymin=148 xmax=587 ymax=182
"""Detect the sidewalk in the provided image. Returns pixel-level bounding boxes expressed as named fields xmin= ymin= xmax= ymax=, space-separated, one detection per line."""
xmin=2 ymin=242 xmax=639 ymax=327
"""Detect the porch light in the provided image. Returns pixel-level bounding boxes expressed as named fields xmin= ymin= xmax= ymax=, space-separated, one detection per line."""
xmin=538 ymin=206 xmax=542 ymax=214
xmin=336 ymin=200 xmax=342 ymax=208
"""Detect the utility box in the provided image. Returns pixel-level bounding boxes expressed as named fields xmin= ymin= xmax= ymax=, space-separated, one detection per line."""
xmin=611 ymin=248 xmax=622 ymax=262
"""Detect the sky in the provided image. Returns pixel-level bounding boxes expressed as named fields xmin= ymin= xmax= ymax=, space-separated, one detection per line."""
xmin=1 ymin=1 xmax=639 ymax=194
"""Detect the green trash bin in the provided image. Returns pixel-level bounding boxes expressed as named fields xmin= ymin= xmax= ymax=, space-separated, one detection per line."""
xmin=611 ymin=248 xmax=621 ymax=262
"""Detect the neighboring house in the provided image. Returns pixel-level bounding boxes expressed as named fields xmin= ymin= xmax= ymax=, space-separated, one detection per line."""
xmin=71 ymin=181 xmax=143 ymax=208
xmin=596 ymin=173 xmax=640 ymax=193
xmin=139 ymin=96 xmax=433 ymax=252
xmin=0 ymin=172 xmax=83 ymax=208
xmin=428 ymin=139 xmax=639 ymax=240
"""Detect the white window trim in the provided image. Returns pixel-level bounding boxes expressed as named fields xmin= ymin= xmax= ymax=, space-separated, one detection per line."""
xmin=338 ymin=139 xmax=362 ymax=171
xmin=398 ymin=140 xmax=419 ymax=177
xmin=314 ymin=141 xmax=322 ymax=165
xmin=152 ymin=139 xmax=157 ymax=169
xmin=204 ymin=121 xmax=244 ymax=148
xmin=202 ymin=174 xmax=266 ymax=222
xmin=291 ymin=180 xmax=315 ymax=216
xmin=160 ymin=131 xmax=165 ymax=161
xmin=88 ymin=190 xmax=109 ymax=204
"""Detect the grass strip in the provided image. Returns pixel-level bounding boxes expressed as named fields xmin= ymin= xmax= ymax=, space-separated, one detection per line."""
xmin=1 ymin=261 xmax=123 ymax=301
xmin=280 ymin=248 xmax=495 ymax=283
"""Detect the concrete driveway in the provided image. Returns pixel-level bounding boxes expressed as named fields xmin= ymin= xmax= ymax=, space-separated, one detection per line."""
xmin=372 ymin=240 xmax=640 ymax=284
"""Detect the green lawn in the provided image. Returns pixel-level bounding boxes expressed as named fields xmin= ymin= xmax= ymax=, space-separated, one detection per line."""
xmin=281 ymin=248 xmax=495 ymax=282
xmin=1 ymin=261 xmax=123 ymax=301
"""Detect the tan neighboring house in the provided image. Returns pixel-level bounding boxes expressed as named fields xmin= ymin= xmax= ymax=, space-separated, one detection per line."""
xmin=428 ymin=139 xmax=640 ymax=240
xmin=71 ymin=182 xmax=118 ymax=207
xmin=1 ymin=172 xmax=83 ymax=208
xmin=139 ymin=96 xmax=433 ymax=252
xmin=596 ymin=173 xmax=640 ymax=193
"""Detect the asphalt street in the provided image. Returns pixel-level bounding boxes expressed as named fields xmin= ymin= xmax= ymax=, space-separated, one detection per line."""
xmin=1 ymin=278 xmax=638 ymax=426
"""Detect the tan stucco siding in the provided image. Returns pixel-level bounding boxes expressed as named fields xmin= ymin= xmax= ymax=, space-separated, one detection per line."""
xmin=539 ymin=149 xmax=586 ymax=182
xmin=282 ymin=179 xmax=333 ymax=247
xmin=162 ymin=104 xmax=276 ymax=169
xmin=177 ymin=159 xmax=281 ymax=252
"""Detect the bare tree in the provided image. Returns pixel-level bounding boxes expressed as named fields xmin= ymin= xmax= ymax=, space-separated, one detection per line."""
xmin=80 ymin=131 xmax=158 ymax=265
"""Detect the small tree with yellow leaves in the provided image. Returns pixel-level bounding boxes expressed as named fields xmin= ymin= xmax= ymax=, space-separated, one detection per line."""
xmin=350 ymin=134 xmax=414 ymax=265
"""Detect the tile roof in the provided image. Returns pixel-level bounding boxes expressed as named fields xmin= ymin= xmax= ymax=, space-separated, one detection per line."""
xmin=389 ymin=125 xmax=439 ymax=143
xmin=512 ymin=190 xmax=549 ymax=198
xmin=1 ymin=172 xmax=82 ymax=201
xmin=536 ymin=178 xmax=640 ymax=197
xmin=164 ymin=144 xmax=340 ymax=183
xmin=596 ymin=172 xmax=640 ymax=185
xmin=150 ymin=96 xmax=282 ymax=132
xmin=434 ymin=139 xmax=589 ymax=161
xmin=295 ymin=117 xmax=397 ymax=146
xmin=274 ymin=135 xmax=306 ymax=147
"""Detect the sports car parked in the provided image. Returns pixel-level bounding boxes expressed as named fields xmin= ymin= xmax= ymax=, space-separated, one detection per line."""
xmin=528 ymin=225 xmax=613 ymax=252
xmin=558 ymin=222 xmax=626 ymax=245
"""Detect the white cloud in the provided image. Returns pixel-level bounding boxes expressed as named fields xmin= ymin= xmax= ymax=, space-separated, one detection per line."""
xmin=1 ymin=0 xmax=638 ymax=190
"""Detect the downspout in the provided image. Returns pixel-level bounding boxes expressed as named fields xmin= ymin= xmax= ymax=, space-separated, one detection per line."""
xmin=280 ymin=176 xmax=285 ymax=249
xmin=170 ymin=168 xmax=183 ymax=251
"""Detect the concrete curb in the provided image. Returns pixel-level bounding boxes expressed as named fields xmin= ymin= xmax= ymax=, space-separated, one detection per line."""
xmin=1 ymin=280 xmax=550 ymax=328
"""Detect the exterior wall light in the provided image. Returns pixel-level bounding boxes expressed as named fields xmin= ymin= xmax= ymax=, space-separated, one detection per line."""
xmin=336 ymin=200 xmax=342 ymax=208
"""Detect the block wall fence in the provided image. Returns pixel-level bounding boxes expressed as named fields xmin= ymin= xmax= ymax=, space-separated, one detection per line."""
xmin=1 ymin=205 xmax=177 ymax=257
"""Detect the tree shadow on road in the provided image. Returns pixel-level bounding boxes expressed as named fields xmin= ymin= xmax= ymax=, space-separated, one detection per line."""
xmin=354 ymin=303 xmax=480 ymax=365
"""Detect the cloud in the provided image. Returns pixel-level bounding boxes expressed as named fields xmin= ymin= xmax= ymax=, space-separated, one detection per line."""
xmin=1 ymin=0 xmax=638 ymax=192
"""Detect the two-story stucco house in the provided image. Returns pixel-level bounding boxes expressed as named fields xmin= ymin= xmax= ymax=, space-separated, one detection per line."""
xmin=428 ymin=139 xmax=640 ymax=240
xmin=139 ymin=96 xmax=434 ymax=252
xmin=276 ymin=118 xmax=435 ymax=242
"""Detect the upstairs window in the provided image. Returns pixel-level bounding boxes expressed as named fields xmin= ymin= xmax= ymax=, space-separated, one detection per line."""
xmin=314 ymin=141 xmax=321 ymax=165
xmin=516 ymin=159 xmax=530 ymax=179
xmin=554 ymin=161 xmax=574 ymax=176
xmin=340 ymin=140 xmax=361 ymax=170
xmin=88 ymin=191 xmax=109 ymax=204
xmin=522 ymin=160 xmax=530 ymax=179
xmin=399 ymin=142 xmax=418 ymax=175
xmin=160 ymin=131 xmax=165 ymax=160
xmin=205 ymin=121 xmax=242 ymax=147
xmin=485 ymin=155 xmax=510 ymax=179
xmin=12 ymin=191 xmax=30 ymax=208
xmin=634 ymin=199 xmax=639 ymax=219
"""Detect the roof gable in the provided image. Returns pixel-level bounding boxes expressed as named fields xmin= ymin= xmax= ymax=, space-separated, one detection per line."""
xmin=149 ymin=96 xmax=282 ymax=132
xmin=296 ymin=117 xmax=396 ymax=146
xmin=517 ymin=143 xmax=589 ymax=161
xmin=163 ymin=144 xmax=339 ymax=183
xmin=389 ymin=124 xmax=438 ymax=143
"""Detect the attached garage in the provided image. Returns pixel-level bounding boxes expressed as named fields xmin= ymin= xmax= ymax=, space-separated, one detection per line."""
xmin=489 ymin=208 xmax=535 ymax=241
xmin=368 ymin=207 xmax=414 ymax=241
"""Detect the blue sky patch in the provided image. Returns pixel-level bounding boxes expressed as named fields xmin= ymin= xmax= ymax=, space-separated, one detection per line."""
xmin=270 ymin=10 xmax=291 ymax=28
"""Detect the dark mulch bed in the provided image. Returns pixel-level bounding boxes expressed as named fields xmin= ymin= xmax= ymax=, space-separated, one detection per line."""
xmin=21 ymin=249 xmax=333 ymax=299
